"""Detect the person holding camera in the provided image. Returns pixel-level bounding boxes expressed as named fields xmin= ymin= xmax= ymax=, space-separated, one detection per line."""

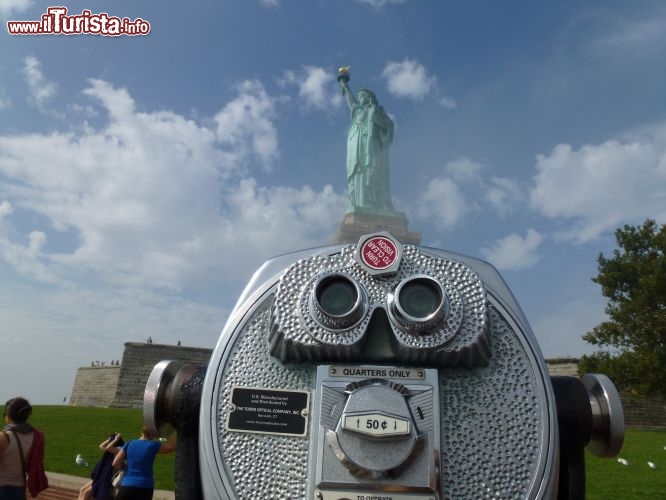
xmin=112 ymin=426 xmax=176 ymax=500
xmin=0 ymin=397 xmax=48 ymax=500
xmin=77 ymin=432 xmax=124 ymax=500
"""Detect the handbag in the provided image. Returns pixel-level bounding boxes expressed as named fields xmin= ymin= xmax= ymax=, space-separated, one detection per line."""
xmin=111 ymin=468 xmax=125 ymax=489
xmin=4 ymin=429 xmax=49 ymax=497
xmin=112 ymin=440 xmax=130 ymax=492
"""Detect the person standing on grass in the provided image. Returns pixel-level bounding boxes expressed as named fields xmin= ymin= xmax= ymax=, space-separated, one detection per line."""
xmin=0 ymin=397 xmax=48 ymax=500
xmin=112 ymin=427 xmax=176 ymax=500
xmin=78 ymin=432 xmax=124 ymax=500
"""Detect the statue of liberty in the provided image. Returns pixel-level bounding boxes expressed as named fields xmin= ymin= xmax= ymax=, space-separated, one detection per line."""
xmin=338 ymin=67 xmax=395 ymax=214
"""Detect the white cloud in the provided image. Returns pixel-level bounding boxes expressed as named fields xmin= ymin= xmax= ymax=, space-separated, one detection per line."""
xmin=355 ymin=0 xmax=407 ymax=7
xmin=28 ymin=230 xmax=46 ymax=253
xmin=216 ymin=179 xmax=345 ymax=271
xmin=214 ymin=80 xmax=279 ymax=170
xmin=259 ymin=0 xmax=279 ymax=7
xmin=0 ymin=201 xmax=56 ymax=282
xmin=414 ymin=157 xmax=524 ymax=229
xmin=68 ymin=103 xmax=99 ymax=118
xmin=439 ymin=96 xmax=457 ymax=109
xmin=22 ymin=56 xmax=57 ymax=110
xmin=0 ymin=200 xmax=12 ymax=217
xmin=485 ymin=177 xmax=522 ymax=216
xmin=445 ymin=157 xmax=483 ymax=184
xmin=0 ymin=78 xmax=345 ymax=292
xmin=0 ymin=87 xmax=11 ymax=110
xmin=381 ymin=59 xmax=436 ymax=100
xmin=0 ymin=79 xmax=225 ymax=289
xmin=0 ymin=0 xmax=33 ymax=16
xmin=0 ymin=231 xmax=57 ymax=283
xmin=415 ymin=177 xmax=470 ymax=230
xmin=530 ymin=125 xmax=666 ymax=242
xmin=588 ymin=17 xmax=666 ymax=57
xmin=0 ymin=201 xmax=13 ymax=241
xmin=0 ymin=76 xmax=348 ymax=404
xmin=481 ymin=229 xmax=544 ymax=271
xmin=280 ymin=66 xmax=342 ymax=111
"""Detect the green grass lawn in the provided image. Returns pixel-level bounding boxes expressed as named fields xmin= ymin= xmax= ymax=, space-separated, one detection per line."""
xmin=10 ymin=406 xmax=666 ymax=497
xmin=586 ymin=429 xmax=666 ymax=500
xmin=28 ymin=406 xmax=175 ymax=491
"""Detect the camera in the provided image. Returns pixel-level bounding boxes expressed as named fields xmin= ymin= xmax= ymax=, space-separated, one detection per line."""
xmin=143 ymin=232 xmax=624 ymax=499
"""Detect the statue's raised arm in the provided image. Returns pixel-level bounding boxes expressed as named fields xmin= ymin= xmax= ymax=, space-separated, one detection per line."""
xmin=338 ymin=66 xmax=358 ymax=111
xmin=337 ymin=67 xmax=395 ymax=214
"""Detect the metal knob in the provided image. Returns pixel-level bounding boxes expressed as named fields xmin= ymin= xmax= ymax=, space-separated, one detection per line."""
xmin=581 ymin=373 xmax=625 ymax=457
xmin=143 ymin=360 xmax=181 ymax=437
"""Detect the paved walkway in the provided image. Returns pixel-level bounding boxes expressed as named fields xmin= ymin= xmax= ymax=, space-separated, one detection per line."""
xmin=29 ymin=472 xmax=174 ymax=499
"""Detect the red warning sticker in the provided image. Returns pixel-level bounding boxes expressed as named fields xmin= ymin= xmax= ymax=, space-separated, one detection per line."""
xmin=360 ymin=236 xmax=399 ymax=270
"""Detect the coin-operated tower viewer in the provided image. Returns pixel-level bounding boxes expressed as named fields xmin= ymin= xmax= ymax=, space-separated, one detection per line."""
xmin=143 ymin=68 xmax=624 ymax=500
xmin=144 ymin=230 xmax=624 ymax=499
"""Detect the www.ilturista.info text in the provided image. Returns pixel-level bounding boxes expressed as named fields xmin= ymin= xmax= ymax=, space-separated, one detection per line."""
xmin=7 ymin=7 xmax=150 ymax=36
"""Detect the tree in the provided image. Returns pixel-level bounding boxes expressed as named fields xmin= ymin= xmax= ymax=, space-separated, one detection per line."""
xmin=579 ymin=219 xmax=666 ymax=397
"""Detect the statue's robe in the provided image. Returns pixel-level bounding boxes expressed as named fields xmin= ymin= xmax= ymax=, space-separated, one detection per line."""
xmin=346 ymin=102 xmax=394 ymax=212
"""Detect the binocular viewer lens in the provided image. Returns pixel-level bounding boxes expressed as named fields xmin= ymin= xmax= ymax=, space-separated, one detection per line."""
xmin=398 ymin=279 xmax=440 ymax=317
xmin=389 ymin=275 xmax=448 ymax=334
xmin=311 ymin=274 xmax=367 ymax=330
xmin=311 ymin=273 xmax=448 ymax=335
xmin=316 ymin=276 xmax=359 ymax=317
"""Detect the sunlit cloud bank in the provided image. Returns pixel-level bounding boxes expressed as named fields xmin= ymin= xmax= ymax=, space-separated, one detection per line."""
xmin=530 ymin=125 xmax=666 ymax=243
xmin=382 ymin=59 xmax=437 ymax=100
xmin=280 ymin=66 xmax=343 ymax=112
xmin=415 ymin=122 xmax=666 ymax=265
xmin=0 ymin=72 xmax=346 ymax=295
xmin=355 ymin=0 xmax=408 ymax=8
xmin=0 ymin=87 xmax=11 ymax=110
xmin=481 ymin=229 xmax=544 ymax=271
xmin=0 ymin=0 xmax=33 ymax=17
xmin=415 ymin=157 xmax=521 ymax=231
xmin=22 ymin=56 xmax=57 ymax=111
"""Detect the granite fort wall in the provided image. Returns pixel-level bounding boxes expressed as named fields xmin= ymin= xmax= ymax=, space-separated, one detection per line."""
xmin=68 ymin=342 xmax=213 ymax=409
xmin=69 ymin=366 xmax=120 ymax=407
xmin=620 ymin=392 xmax=666 ymax=428
xmin=110 ymin=342 xmax=213 ymax=409
xmin=70 ymin=347 xmax=666 ymax=427
xmin=545 ymin=357 xmax=580 ymax=377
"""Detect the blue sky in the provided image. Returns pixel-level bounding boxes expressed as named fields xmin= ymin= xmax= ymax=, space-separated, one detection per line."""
xmin=1 ymin=0 xmax=666 ymax=404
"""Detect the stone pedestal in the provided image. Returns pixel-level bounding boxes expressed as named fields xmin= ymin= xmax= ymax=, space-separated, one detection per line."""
xmin=334 ymin=211 xmax=421 ymax=245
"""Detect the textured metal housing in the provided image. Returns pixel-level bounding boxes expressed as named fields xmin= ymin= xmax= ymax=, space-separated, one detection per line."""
xmin=198 ymin=242 xmax=558 ymax=499
xmin=270 ymin=244 xmax=490 ymax=367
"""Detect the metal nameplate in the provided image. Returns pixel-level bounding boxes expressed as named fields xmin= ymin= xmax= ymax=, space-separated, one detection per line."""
xmin=316 ymin=491 xmax=435 ymax=500
xmin=328 ymin=366 xmax=425 ymax=380
xmin=226 ymin=386 xmax=310 ymax=437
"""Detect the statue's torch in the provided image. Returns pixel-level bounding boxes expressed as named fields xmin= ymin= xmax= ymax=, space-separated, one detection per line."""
xmin=337 ymin=66 xmax=351 ymax=84
xmin=338 ymin=66 xmax=351 ymax=94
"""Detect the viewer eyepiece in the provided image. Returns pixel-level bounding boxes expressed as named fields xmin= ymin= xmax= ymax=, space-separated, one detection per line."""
xmin=389 ymin=275 xmax=447 ymax=333
xmin=310 ymin=273 xmax=367 ymax=330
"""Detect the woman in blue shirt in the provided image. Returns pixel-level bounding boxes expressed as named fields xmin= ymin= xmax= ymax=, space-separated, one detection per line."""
xmin=112 ymin=426 xmax=176 ymax=500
